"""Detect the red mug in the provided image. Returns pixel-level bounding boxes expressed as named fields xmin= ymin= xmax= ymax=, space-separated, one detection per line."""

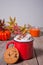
xmin=6 ymin=34 xmax=34 ymax=60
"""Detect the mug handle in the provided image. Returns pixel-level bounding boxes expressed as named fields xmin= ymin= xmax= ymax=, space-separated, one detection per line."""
xmin=6 ymin=40 xmax=14 ymax=49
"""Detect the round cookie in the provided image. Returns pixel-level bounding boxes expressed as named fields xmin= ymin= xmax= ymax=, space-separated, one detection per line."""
xmin=4 ymin=47 xmax=19 ymax=64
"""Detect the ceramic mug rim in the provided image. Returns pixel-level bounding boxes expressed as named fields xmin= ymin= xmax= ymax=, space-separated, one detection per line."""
xmin=14 ymin=37 xmax=34 ymax=42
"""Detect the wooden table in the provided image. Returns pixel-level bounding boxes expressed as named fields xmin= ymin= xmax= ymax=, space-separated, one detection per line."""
xmin=0 ymin=33 xmax=43 ymax=65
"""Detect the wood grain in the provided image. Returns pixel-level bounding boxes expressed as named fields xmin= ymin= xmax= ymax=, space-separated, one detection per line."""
xmin=34 ymin=36 xmax=43 ymax=65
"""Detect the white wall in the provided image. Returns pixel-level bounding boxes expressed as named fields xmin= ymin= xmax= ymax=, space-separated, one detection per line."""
xmin=0 ymin=0 xmax=43 ymax=27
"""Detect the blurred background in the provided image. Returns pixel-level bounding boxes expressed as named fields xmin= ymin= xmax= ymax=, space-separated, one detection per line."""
xmin=0 ymin=0 xmax=43 ymax=27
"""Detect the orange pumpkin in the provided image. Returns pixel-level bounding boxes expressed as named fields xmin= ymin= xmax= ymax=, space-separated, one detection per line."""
xmin=0 ymin=30 xmax=11 ymax=41
xmin=0 ymin=31 xmax=2 ymax=40
xmin=5 ymin=30 xmax=11 ymax=39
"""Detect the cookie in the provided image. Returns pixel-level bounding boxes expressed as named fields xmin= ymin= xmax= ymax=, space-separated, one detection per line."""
xmin=4 ymin=47 xmax=19 ymax=64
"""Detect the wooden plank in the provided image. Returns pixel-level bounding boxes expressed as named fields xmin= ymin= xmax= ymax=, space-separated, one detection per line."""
xmin=0 ymin=41 xmax=7 ymax=65
xmin=34 ymin=36 xmax=43 ymax=65
xmin=0 ymin=40 xmax=38 ymax=65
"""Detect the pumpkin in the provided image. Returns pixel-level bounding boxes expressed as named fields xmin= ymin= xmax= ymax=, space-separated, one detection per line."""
xmin=4 ymin=47 xmax=19 ymax=64
xmin=0 ymin=30 xmax=11 ymax=41
xmin=0 ymin=31 xmax=2 ymax=40
xmin=5 ymin=30 xmax=11 ymax=39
